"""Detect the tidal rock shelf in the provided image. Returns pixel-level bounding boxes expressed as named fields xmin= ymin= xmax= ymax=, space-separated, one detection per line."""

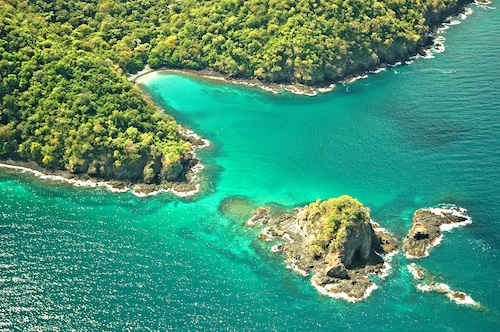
xmin=247 ymin=196 xmax=398 ymax=302
xmin=403 ymin=206 xmax=472 ymax=259
xmin=407 ymin=263 xmax=480 ymax=307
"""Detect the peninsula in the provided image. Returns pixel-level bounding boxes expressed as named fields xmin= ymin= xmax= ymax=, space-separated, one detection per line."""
xmin=0 ymin=0 xmax=472 ymax=189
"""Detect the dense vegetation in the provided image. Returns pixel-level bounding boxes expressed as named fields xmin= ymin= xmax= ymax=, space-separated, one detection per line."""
xmin=0 ymin=0 xmax=192 ymax=183
xmin=0 ymin=0 xmax=463 ymax=181
xmin=305 ymin=196 xmax=370 ymax=256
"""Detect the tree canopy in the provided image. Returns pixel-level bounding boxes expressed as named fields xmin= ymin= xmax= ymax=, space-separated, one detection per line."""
xmin=0 ymin=0 xmax=462 ymax=181
xmin=305 ymin=196 xmax=370 ymax=251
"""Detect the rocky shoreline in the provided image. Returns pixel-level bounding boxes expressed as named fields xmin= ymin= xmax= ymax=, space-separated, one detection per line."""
xmin=244 ymin=198 xmax=480 ymax=305
xmin=129 ymin=2 xmax=477 ymax=97
xmin=0 ymin=127 xmax=209 ymax=198
xmin=247 ymin=196 xmax=398 ymax=302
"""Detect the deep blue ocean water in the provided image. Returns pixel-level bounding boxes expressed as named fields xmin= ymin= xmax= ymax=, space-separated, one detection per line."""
xmin=1 ymin=3 xmax=499 ymax=331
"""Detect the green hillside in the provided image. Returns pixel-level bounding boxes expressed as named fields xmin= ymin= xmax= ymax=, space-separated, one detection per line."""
xmin=0 ymin=0 xmax=464 ymax=182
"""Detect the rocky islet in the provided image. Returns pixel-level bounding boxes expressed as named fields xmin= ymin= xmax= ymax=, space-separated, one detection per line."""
xmin=247 ymin=198 xmax=475 ymax=304
xmin=247 ymin=196 xmax=398 ymax=302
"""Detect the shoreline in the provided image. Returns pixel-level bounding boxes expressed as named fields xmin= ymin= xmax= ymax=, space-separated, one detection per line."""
xmin=128 ymin=2 xmax=477 ymax=97
xmin=0 ymin=132 xmax=208 ymax=198
xmin=312 ymin=278 xmax=379 ymax=303
xmin=0 ymin=3 xmax=478 ymax=196
xmin=0 ymin=83 xmax=211 ymax=198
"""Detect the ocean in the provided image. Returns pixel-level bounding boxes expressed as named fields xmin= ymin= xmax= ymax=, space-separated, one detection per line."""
xmin=0 ymin=3 xmax=498 ymax=331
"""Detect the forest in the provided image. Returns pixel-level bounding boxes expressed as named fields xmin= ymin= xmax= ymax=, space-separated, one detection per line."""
xmin=0 ymin=0 xmax=463 ymax=182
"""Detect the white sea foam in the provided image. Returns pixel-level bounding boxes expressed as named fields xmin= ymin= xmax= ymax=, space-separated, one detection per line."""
xmin=259 ymin=227 xmax=273 ymax=241
xmin=0 ymin=161 xmax=203 ymax=199
xmin=340 ymin=74 xmax=369 ymax=84
xmin=282 ymin=233 xmax=294 ymax=243
xmin=369 ymin=219 xmax=386 ymax=233
xmin=433 ymin=42 xmax=445 ymax=53
xmin=316 ymin=84 xmax=336 ymax=93
xmin=312 ymin=279 xmax=378 ymax=302
xmin=170 ymin=184 xmax=201 ymax=198
xmin=367 ymin=67 xmax=386 ymax=74
xmin=388 ymin=61 xmax=403 ymax=68
xmin=181 ymin=128 xmax=211 ymax=149
xmin=422 ymin=49 xmax=435 ymax=59
xmin=433 ymin=282 xmax=451 ymax=293
xmin=417 ymin=284 xmax=433 ymax=292
xmin=377 ymin=261 xmax=393 ymax=279
xmin=407 ymin=263 xmax=424 ymax=280
xmin=282 ymin=85 xmax=317 ymax=96
xmin=412 ymin=273 xmax=480 ymax=307
xmin=461 ymin=8 xmax=475 ymax=19
xmin=474 ymin=0 xmax=495 ymax=9
xmin=0 ymin=163 xmax=130 ymax=193
xmin=437 ymin=25 xmax=450 ymax=33
xmin=446 ymin=291 xmax=480 ymax=306
xmin=474 ymin=0 xmax=492 ymax=5
xmin=428 ymin=234 xmax=443 ymax=251
xmin=290 ymin=262 xmax=309 ymax=277
xmin=428 ymin=205 xmax=473 ymax=231
xmin=271 ymin=244 xmax=283 ymax=253
xmin=405 ymin=252 xmax=421 ymax=259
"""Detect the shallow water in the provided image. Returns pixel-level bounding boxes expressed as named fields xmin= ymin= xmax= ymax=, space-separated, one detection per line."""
xmin=1 ymin=4 xmax=499 ymax=331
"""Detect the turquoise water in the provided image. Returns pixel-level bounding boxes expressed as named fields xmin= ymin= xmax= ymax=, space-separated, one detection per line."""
xmin=1 ymin=4 xmax=499 ymax=331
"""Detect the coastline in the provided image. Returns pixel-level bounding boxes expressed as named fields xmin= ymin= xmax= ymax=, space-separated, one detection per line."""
xmin=0 ymin=2 xmax=478 ymax=197
xmin=0 ymin=75 xmax=211 ymax=198
xmin=0 ymin=129 xmax=208 ymax=198
xmin=128 ymin=2 xmax=477 ymax=97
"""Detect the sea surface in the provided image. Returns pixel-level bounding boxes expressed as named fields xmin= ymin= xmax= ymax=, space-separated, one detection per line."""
xmin=1 ymin=3 xmax=499 ymax=331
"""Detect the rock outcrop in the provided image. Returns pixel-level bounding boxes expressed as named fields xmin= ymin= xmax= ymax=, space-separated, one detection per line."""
xmin=403 ymin=206 xmax=472 ymax=258
xmin=248 ymin=195 xmax=398 ymax=302
xmin=407 ymin=263 xmax=479 ymax=307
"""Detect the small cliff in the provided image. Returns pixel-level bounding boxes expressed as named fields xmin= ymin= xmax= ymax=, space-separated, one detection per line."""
xmin=248 ymin=196 xmax=398 ymax=301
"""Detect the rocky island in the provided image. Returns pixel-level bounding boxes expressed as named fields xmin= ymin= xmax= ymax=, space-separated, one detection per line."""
xmin=403 ymin=206 xmax=472 ymax=258
xmin=247 ymin=196 xmax=398 ymax=301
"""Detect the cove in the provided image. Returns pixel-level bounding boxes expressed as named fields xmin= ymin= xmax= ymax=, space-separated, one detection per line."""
xmin=0 ymin=3 xmax=499 ymax=331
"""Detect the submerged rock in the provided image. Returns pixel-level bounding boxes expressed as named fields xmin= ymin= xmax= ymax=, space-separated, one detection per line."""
xmin=407 ymin=263 xmax=480 ymax=307
xmin=248 ymin=195 xmax=398 ymax=302
xmin=403 ymin=206 xmax=472 ymax=258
